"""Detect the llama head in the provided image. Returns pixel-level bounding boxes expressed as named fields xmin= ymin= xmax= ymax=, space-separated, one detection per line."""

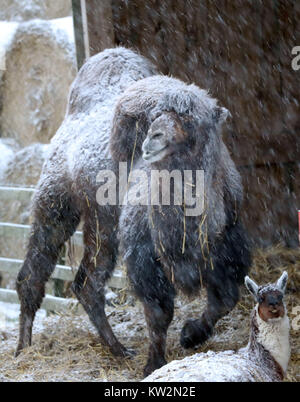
xmin=245 ymin=272 xmax=288 ymax=322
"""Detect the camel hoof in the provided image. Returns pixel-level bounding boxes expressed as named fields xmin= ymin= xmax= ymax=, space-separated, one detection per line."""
xmin=180 ymin=319 xmax=213 ymax=349
xmin=143 ymin=357 xmax=167 ymax=378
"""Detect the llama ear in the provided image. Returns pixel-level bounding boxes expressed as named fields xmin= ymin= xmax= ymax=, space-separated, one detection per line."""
xmin=213 ymin=106 xmax=230 ymax=125
xmin=276 ymin=271 xmax=288 ymax=294
xmin=245 ymin=276 xmax=259 ymax=300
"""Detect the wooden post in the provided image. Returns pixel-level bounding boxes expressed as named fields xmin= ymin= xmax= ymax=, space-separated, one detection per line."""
xmin=72 ymin=0 xmax=89 ymax=70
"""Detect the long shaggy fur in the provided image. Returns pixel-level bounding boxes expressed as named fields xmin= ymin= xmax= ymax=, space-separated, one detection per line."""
xmin=113 ymin=75 xmax=251 ymax=375
xmin=113 ymin=76 xmax=249 ymax=291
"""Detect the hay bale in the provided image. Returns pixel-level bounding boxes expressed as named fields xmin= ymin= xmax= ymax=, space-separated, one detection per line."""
xmin=0 ymin=143 xmax=49 ymax=226
xmin=0 ymin=21 xmax=18 ymax=74
xmin=0 ymin=138 xmax=18 ymax=181
xmin=1 ymin=143 xmax=49 ymax=187
xmin=0 ymin=0 xmax=71 ymax=22
xmin=0 ymin=18 xmax=76 ymax=147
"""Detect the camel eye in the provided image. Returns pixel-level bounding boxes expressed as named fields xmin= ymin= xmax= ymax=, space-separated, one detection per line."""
xmin=152 ymin=132 xmax=164 ymax=140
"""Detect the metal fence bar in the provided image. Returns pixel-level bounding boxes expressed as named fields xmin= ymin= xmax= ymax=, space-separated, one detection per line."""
xmin=0 ymin=222 xmax=83 ymax=246
xmin=0 ymin=288 xmax=81 ymax=313
xmin=0 ymin=257 xmax=126 ymax=289
xmin=0 ymin=186 xmax=35 ymax=202
xmin=0 ymin=188 xmax=127 ymax=312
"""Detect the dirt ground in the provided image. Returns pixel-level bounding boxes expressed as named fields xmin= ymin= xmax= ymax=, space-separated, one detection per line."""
xmin=0 ymin=245 xmax=299 ymax=382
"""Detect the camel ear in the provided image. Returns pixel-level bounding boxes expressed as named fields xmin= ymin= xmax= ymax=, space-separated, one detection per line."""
xmin=245 ymin=276 xmax=259 ymax=301
xmin=110 ymin=107 xmax=136 ymax=162
xmin=110 ymin=106 xmax=148 ymax=162
xmin=213 ymin=106 xmax=230 ymax=125
xmin=276 ymin=271 xmax=288 ymax=294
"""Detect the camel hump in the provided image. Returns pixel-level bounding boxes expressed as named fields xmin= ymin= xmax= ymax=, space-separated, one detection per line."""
xmin=67 ymin=47 xmax=157 ymax=116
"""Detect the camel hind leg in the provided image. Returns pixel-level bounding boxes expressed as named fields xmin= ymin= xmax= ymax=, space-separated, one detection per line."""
xmin=16 ymin=188 xmax=80 ymax=356
xmin=71 ymin=210 xmax=132 ymax=357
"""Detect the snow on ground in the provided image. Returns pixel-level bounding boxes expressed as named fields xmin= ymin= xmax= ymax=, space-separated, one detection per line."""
xmin=0 ymin=302 xmax=46 ymax=332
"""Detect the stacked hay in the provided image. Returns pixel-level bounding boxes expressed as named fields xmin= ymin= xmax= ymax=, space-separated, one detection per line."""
xmin=0 ymin=138 xmax=17 ymax=180
xmin=0 ymin=143 xmax=49 ymax=226
xmin=1 ymin=143 xmax=49 ymax=187
xmin=0 ymin=16 xmax=76 ymax=223
xmin=0 ymin=7 xmax=77 ymax=309
xmin=0 ymin=0 xmax=71 ymax=22
xmin=0 ymin=13 xmax=76 ymax=229
xmin=0 ymin=18 xmax=76 ymax=147
xmin=0 ymin=21 xmax=18 ymax=72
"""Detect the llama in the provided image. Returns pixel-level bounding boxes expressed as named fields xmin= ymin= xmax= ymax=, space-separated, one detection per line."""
xmin=143 ymin=272 xmax=290 ymax=382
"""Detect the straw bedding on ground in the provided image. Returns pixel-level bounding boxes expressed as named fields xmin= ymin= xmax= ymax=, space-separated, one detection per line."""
xmin=0 ymin=245 xmax=299 ymax=382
